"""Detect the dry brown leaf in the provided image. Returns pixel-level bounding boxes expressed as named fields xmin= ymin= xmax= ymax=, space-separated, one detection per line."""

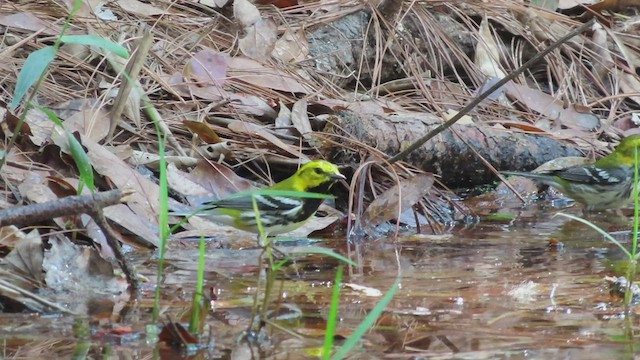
xmin=557 ymin=0 xmax=603 ymax=9
xmin=115 ymin=0 xmax=166 ymax=16
xmin=504 ymin=82 xmax=599 ymax=131
xmin=275 ymin=100 xmax=294 ymax=137
xmin=184 ymin=49 xmax=229 ymax=86
xmin=233 ymin=0 xmax=261 ymax=27
xmin=80 ymin=213 xmax=114 ymax=259
xmin=185 ymin=161 xmax=254 ymax=200
xmin=167 ymin=163 xmax=212 ymax=198
xmin=475 ymin=16 xmax=511 ymax=107
xmin=183 ymin=120 xmax=222 ymax=143
xmin=102 ymin=204 xmax=159 ymax=248
xmin=3 ymin=229 xmax=44 ymax=284
xmin=272 ymin=28 xmax=308 ymax=63
xmin=239 ymin=19 xmax=277 ymax=60
xmin=286 ymin=215 xmax=339 ymax=238
xmin=54 ymin=99 xmax=110 ymax=142
xmin=590 ymin=22 xmax=612 ymax=80
xmin=24 ymin=107 xmax=54 ymax=146
xmin=475 ymin=16 xmax=506 ymax=79
xmin=227 ymin=120 xmax=308 ymax=159
xmin=0 ymin=226 xmax=30 ymax=247
xmin=291 ymin=98 xmax=313 ymax=138
xmin=362 ymin=173 xmax=435 ymax=229
xmin=228 ymin=57 xmax=311 ymax=93
xmin=0 ymin=12 xmax=61 ymax=35
xmin=82 ymin=136 xmax=161 ymax=221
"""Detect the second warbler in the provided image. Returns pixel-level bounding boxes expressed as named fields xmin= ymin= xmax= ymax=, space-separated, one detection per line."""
xmin=503 ymin=134 xmax=640 ymax=211
xmin=174 ymin=160 xmax=345 ymax=235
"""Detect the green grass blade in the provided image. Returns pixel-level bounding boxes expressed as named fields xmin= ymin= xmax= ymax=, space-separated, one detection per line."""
xmin=555 ymin=213 xmax=632 ymax=258
xmin=323 ymin=265 xmax=343 ymax=360
xmin=331 ymin=279 xmax=400 ymax=360
xmin=10 ymin=46 xmax=56 ymax=111
xmin=189 ymin=235 xmax=206 ymax=333
xmin=60 ymin=35 xmax=129 ymax=58
xmin=35 ymin=106 xmax=95 ymax=192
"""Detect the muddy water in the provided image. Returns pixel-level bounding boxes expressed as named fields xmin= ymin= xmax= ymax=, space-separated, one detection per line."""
xmin=2 ymin=205 xmax=640 ymax=359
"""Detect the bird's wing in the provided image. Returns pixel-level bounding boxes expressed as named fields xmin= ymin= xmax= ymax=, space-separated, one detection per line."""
xmin=209 ymin=193 xmax=303 ymax=212
xmin=555 ymin=165 xmax=628 ymax=185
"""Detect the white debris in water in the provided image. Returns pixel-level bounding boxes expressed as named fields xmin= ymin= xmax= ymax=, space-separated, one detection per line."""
xmin=507 ymin=280 xmax=539 ymax=303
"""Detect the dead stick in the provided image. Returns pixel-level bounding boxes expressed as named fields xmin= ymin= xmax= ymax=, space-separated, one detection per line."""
xmin=0 ymin=189 xmax=131 ymax=225
xmin=0 ymin=189 xmax=140 ymax=294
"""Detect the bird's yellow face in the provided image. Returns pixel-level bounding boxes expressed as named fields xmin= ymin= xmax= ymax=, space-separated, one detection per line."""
xmin=290 ymin=160 xmax=345 ymax=191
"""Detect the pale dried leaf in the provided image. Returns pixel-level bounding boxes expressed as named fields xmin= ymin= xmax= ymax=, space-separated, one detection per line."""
xmin=25 ymin=107 xmax=54 ymax=146
xmin=185 ymin=49 xmax=229 ymax=86
xmin=228 ymin=57 xmax=311 ymax=93
xmin=115 ymin=0 xmax=166 ymax=16
xmin=3 ymin=229 xmax=44 ymax=283
xmin=93 ymin=1 xmax=118 ymax=20
xmin=272 ymin=28 xmax=308 ymax=63
xmin=504 ymin=82 xmax=600 ymax=131
xmin=362 ymin=174 xmax=435 ymax=228
xmin=618 ymin=70 xmax=640 ymax=107
xmin=54 ymin=99 xmax=110 ymax=142
xmin=102 ymin=204 xmax=159 ymax=248
xmin=275 ymin=100 xmax=293 ymax=136
xmin=0 ymin=226 xmax=30 ymax=247
xmin=239 ymin=19 xmax=277 ymax=60
xmin=80 ymin=214 xmax=114 ymax=259
xmin=557 ymin=0 xmax=598 ymax=9
xmin=475 ymin=16 xmax=506 ymax=79
xmin=167 ymin=163 xmax=212 ymax=197
xmin=82 ymin=136 xmax=161 ymax=220
xmin=228 ymin=120 xmax=308 ymax=159
xmin=200 ymin=0 xmax=229 ymax=7
xmin=233 ymin=0 xmax=261 ymax=27
xmin=444 ymin=109 xmax=473 ymax=124
xmin=590 ymin=22 xmax=612 ymax=80
xmin=0 ymin=12 xmax=61 ymax=35
xmin=286 ymin=215 xmax=339 ymax=237
xmin=291 ymin=98 xmax=312 ymax=136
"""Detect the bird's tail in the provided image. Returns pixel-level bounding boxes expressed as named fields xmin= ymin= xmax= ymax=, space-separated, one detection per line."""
xmin=501 ymin=171 xmax=555 ymax=184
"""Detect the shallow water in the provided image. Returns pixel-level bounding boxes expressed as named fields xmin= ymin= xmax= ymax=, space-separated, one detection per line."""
xmin=2 ymin=204 xmax=640 ymax=359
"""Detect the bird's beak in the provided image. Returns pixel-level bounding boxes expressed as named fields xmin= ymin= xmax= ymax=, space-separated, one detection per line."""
xmin=330 ymin=173 xmax=347 ymax=181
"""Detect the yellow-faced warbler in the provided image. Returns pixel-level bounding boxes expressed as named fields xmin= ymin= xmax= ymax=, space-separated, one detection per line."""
xmin=503 ymin=134 xmax=640 ymax=211
xmin=173 ymin=160 xmax=345 ymax=235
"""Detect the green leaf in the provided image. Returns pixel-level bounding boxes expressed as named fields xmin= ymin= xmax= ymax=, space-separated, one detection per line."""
xmin=35 ymin=106 xmax=95 ymax=192
xmin=60 ymin=35 xmax=129 ymax=58
xmin=10 ymin=46 xmax=56 ymax=111
xmin=67 ymin=131 xmax=95 ymax=192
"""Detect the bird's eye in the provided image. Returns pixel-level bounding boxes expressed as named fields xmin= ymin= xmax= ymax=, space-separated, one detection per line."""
xmin=314 ymin=168 xmax=323 ymax=174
